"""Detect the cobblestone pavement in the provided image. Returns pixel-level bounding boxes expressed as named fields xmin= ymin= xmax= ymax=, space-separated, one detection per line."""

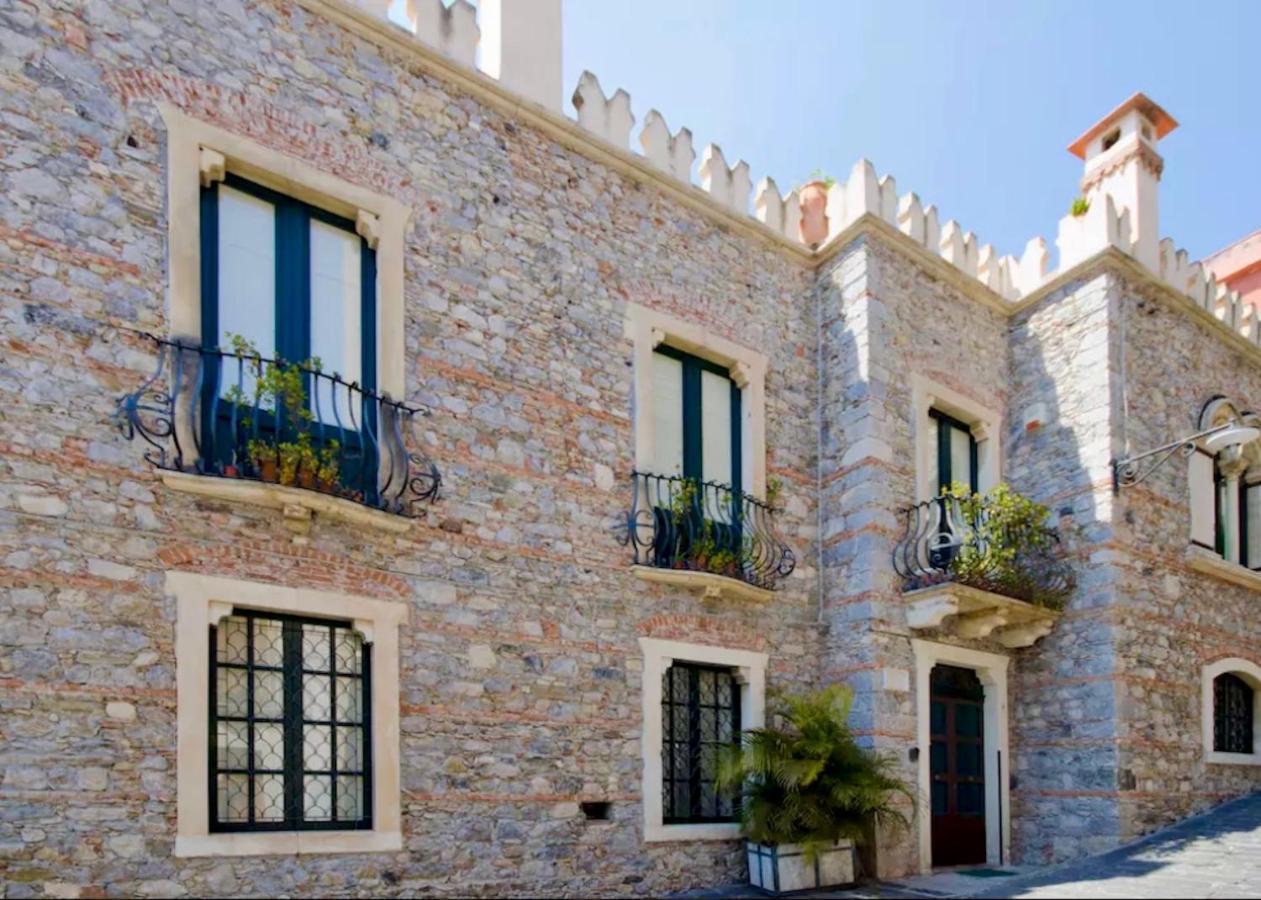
xmin=971 ymin=792 xmax=1261 ymax=899
xmin=679 ymin=792 xmax=1261 ymax=899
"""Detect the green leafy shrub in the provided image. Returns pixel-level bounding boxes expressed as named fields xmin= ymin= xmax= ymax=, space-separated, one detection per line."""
xmin=1070 ymin=196 xmax=1090 ymax=217
xmin=807 ymin=168 xmax=837 ymax=190
xmin=716 ymin=685 xmax=912 ymax=860
xmin=940 ymin=482 xmax=1074 ymax=609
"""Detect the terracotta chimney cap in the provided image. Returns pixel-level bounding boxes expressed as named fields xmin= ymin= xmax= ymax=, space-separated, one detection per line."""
xmin=1067 ymin=92 xmax=1178 ymax=159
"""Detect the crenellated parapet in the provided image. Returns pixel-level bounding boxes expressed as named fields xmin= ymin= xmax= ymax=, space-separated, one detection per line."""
xmin=408 ymin=0 xmax=479 ymax=67
xmin=339 ymin=7 xmax=1261 ymax=356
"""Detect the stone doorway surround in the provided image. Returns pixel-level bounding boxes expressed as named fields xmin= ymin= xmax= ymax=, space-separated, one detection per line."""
xmin=912 ymin=639 xmax=1011 ymax=874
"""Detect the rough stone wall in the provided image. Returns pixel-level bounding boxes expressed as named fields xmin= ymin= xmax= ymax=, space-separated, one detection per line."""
xmin=1108 ymin=278 xmax=1261 ymax=840
xmin=816 ymin=234 xmax=1011 ymax=877
xmin=1004 ymin=271 xmax=1127 ymax=863
xmin=0 ymin=1 xmax=822 ymax=896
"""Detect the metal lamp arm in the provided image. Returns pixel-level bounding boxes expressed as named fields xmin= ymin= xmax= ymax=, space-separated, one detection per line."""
xmin=1111 ymin=423 xmax=1234 ymax=491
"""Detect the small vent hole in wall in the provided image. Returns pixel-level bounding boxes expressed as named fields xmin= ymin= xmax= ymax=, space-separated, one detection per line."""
xmin=1102 ymin=128 xmax=1121 ymax=152
xmin=581 ymin=801 xmax=612 ymax=821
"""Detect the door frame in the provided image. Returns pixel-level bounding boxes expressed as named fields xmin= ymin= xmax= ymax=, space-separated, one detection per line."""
xmin=912 ymin=640 xmax=1010 ymax=873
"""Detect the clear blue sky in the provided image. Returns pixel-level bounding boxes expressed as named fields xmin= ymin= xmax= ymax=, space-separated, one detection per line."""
xmin=560 ymin=1 xmax=1258 ymax=261
xmin=396 ymin=2 xmax=1258 ymax=260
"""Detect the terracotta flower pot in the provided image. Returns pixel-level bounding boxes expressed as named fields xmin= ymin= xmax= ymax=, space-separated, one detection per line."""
xmin=258 ymin=458 xmax=278 ymax=483
xmin=299 ymin=470 xmax=316 ymax=490
xmin=223 ymin=464 xmax=239 ymax=478
xmin=798 ymin=180 xmax=830 ymax=246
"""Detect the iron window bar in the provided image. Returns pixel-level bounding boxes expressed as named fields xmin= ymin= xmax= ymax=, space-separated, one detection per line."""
xmin=661 ymin=662 xmax=741 ymax=824
xmin=209 ymin=610 xmax=373 ymax=832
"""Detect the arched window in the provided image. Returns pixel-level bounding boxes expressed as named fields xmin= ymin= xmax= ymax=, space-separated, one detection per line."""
xmin=1202 ymin=658 xmax=1261 ymax=765
xmin=1215 ymin=673 xmax=1254 ymax=755
xmin=1189 ymin=398 xmax=1261 ymax=567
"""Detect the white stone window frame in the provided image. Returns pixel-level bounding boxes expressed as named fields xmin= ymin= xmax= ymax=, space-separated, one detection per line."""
xmin=639 ymin=637 xmax=767 ymax=842
xmin=168 ymin=571 xmax=407 ymax=857
xmin=910 ymin=374 xmax=1001 ymax=503
xmin=1202 ymin=657 xmax=1261 ymax=766
xmin=624 ymin=303 xmax=769 ymax=499
xmin=911 ymin=639 xmax=1011 ymax=874
xmin=1187 ymin=396 xmax=1261 ymax=570
xmin=158 ymin=103 xmax=410 ymax=402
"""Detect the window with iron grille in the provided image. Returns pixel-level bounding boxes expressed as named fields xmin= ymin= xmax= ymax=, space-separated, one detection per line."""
xmin=661 ymin=662 xmax=741 ymax=824
xmin=1214 ymin=672 xmax=1255 ymax=755
xmin=210 ymin=611 xmax=373 ymax=831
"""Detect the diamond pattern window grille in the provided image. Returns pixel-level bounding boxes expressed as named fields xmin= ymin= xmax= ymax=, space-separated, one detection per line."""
xmin=1214 ymin=673 xmax=1255 ymax=755
xmin=661 ymin=662 xmax=741 ymax=824
xmin=210 ymin=611 xmax=373 ymax=831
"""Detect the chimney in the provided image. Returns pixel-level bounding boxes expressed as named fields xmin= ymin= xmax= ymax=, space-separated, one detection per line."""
xmin=1067 ymin=93 xmax=1177 ymax=273
xmin=480 ymin=0 xmax=563 ymax=114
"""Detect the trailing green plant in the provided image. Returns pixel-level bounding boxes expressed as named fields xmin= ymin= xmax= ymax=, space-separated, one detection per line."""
xmin=717 ymin=685 xmax=912 ymax=860
xmin=1070 ymin=196 xmax=1090 ymax=217
xmin=223 ymin=333 xmax=338 ymax=489
xmin=940 ymin=482 xmax=1075 ymax=609
xmin=766 ymin=476 xmax=784 ymax=507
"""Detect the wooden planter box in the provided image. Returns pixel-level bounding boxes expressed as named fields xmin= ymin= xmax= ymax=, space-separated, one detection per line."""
xmin=746 ymin=840 xmax=855 ymax=894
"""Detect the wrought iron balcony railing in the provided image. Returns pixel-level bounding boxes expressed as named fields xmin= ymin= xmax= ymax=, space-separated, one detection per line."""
xmin=623 ymin=471 xmax=795 ymax=592
xmin=117 ymin=336 xmax=440 ymax=515
xmin=892 ymin=492 xmax=1073 ymax=608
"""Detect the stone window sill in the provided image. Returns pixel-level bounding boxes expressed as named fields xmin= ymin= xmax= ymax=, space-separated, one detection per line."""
xmin=1186 ymin=545 xmax=1261 ymax=591
xmin=1204 ymin=751 xmax=1261 ymax=767
xmin=643 ymin=822 xmax=742 ymax=843
xmin=174 ymin=830 xmax=403 ymax=858
xmin=631 ymin=565 xmax=774 ymax=603
xmin=161 ymin=470 xmax=413 ymax=536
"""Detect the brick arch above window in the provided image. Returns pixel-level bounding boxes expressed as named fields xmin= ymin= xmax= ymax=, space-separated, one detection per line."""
xmin=1201 ymin=657 xmax=1261 ymax=766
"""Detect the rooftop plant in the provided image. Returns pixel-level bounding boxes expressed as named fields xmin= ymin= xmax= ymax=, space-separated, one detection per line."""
xmin=1070 ymin=196 xmax=1090 ymax=217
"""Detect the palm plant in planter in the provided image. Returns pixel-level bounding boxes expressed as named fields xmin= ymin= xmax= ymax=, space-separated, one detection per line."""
xmin=717 ymin=685 xmax=912 ymax=894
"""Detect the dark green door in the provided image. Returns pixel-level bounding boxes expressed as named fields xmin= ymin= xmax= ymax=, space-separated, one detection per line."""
xmin=930 ymin=664 xmax=986 ymax=867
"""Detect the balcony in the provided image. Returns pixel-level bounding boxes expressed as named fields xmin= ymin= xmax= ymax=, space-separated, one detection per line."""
xmin=892 ymin=487 xmax=1073 ymax=647
xmin=622 ymin=472 xmax=795 ymax=602
xmin=117 ymin=336 xmax=440 ymax=534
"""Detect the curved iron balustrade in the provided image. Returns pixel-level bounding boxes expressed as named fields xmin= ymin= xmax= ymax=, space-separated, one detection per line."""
xmin=892 ymin=494 xmax=1073 ymax=606
xmin=116 ymin=336 xmax=440 ymax=515
xmin=622 ymin=471 xmax=795 ymax=592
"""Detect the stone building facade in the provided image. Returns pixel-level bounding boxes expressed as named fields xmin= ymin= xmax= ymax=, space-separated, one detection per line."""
xmin=0 ymin=1 xmax=1258 ymax=896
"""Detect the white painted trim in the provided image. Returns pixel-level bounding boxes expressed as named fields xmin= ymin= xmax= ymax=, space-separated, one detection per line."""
xmin=638 ymin=637 xmax=767 ymax=842
xmin=910 ymin=374 xmax=1002 ymax=503
xmin=167 ymin=571 xmax=408 ymax=857
xmin=624 ymin=303 xmax=769 ymax=498
xmin=1202 ymin=657 xmax=1261 ymax=766
xmin=911 ymin=639 xmax=1011 ymax=874
xmin=157 ymin=104 xmax=410 ymax=399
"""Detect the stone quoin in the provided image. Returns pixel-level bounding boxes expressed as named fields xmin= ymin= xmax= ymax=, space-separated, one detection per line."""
xmin=1 ymin=0 xmax=1259 ymax=896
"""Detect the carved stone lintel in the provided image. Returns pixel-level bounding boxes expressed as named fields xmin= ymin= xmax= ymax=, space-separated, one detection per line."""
xmin=356 ymin=210 xmax=381 ymax=250
xmin=994 ymin=620 xmax=1054 ymax=649
xmin=955 ymin=610 xmax=1009 ymax=639
xmin=199 ymin=147 xmax=226 ymax=188
xmin=906 ymin=594 xmax=960 ymax=629
xmin=207 ymin=600 xmax=235 ymax=627
xmin=730 ymin=362 xmax=752 ymax=389
xmin=352 ymin=618 xmax=376 ymax=646
xmin=282 ymin=502 xmax=313 ymax=536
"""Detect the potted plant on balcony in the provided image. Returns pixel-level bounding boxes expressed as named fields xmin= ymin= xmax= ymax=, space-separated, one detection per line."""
xmin=717 ymin=685 xmax=911 ymax=894
xmin=941 ymin=482 xmax=1075 ymax=609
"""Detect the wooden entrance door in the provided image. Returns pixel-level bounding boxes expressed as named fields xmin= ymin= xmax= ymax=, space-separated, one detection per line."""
xmin=930 ymin=664 xmax=986 ymax=867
